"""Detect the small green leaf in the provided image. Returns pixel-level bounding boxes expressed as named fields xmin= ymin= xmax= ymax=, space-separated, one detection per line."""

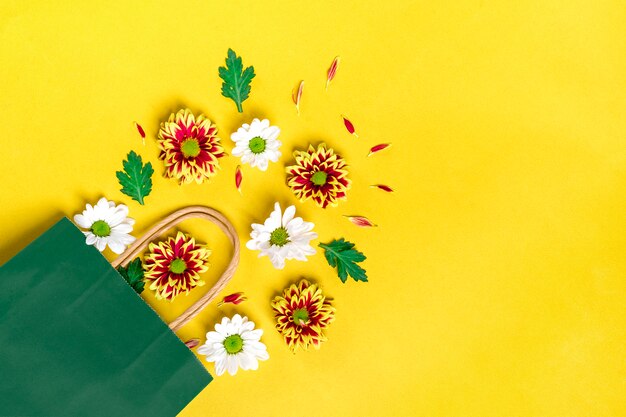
xmin=319 ymin=238 xmax=368 ymax=283
xmin=117 ymin=258 xmax=145 ymax=294
xmin=116 ymin=150 xmax=153 ymax=205
xmin=218 ymin=48 xmax=255 ymax=113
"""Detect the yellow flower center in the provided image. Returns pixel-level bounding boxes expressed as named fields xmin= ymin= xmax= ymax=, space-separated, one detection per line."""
xmin=223 ymin=334 xmax=244 ymax=354
xmin=169 ymin=258 xmax=187 ymax=274
xmin=311 ymin=171 xmax=328 ymax=186
xmin=91 ymin=220 xmax=111 ymax=237
xmin=292 ymin=308 xmax=309 ymax=325
xmin=269 ymin=227 xmax=289 ymax=247
xmin=249 ymin=137 xmax=266 ymax=154
xmin=181 ymin=138 xmax=201 ymax=158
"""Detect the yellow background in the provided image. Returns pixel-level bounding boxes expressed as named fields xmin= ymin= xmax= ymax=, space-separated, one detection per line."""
xmin=1 ymin=1 xmax=625 ymax=416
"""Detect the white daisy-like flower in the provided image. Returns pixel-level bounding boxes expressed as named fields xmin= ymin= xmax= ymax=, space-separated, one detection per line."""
xmin=73 ymin=197 xmax=136 ymax=254
xmin=246 ymin=202 xmax=317 ymax=269
xmin=230 ymin=118 xmax=281 ymax=171
xmin=197 ymin=314 xmax=269 ymax=376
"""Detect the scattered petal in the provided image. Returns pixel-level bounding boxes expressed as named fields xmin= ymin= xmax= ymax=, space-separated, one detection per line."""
xmin=368 ymin=143 xmax=391 ymax=156
xmin=342 ymin=115 xmax=358 ymax=138
xmin=292 ymin=80 xmax=304 ymax=115
xmin=370 ymin=184 xmax=394 ymax=193
xmin=134 ymin=122 xmax=146 ymax=145
xmin=326 ymin=56 xmax=340 ymax=91
xmin=218 ymin=292 xmax=248 ymax=307
xmin=185 ymin=339 xmax=200 ymax=349
xmin=344 ymin=215 xmax=377 ymax=227
xmin=235 ymin=165 xmax=243 ymax=194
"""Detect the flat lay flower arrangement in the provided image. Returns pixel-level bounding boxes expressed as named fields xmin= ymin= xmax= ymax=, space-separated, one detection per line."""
xmin=72 ymin=49 xmax=389 ymax=377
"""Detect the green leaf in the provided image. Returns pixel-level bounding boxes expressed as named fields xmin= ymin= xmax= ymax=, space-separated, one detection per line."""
xmin=116 ymin=150 xmax=153 ymax=205
xmin=319 ymin=238 xmax=368 ymax=283
xmin=218 ymin=48 xmax=255 ymax=113
xmin=116 ymin=258 xmax=145 ymax=294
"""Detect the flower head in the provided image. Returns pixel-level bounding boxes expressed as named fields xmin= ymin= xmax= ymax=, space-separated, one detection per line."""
xmin=143 ymin=231 xmax=210 ymax=301
xmin=197 ymin=314 xmax=269 ymax=376
xmin=271 ymin=279 xmax=335 ymax=352
xmin=157 ymin=108 xmax=226 ymax=184
xmin=231 ymin=118 xmax=281 ymax=171
xmin=73 ymin=197 xmax=135 ymax=254
xmin=285 ymin=143 xmax=351 ymax=208
xmin=246 ymin=202 xmax=317 ymax=269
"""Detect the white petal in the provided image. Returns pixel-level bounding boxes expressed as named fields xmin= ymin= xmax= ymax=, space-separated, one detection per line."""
xmin=73 ymin=214 xmax=92 ymax=229
xmin=282 ymin=205 xmax=296 ymax=226
xmin=238 ymin=353 xmax=256 ymax=370
xmin=214 ymin=359 xmax=227 ymax=376
xmin=94 ymin=237 xmax=107 ymax=252
xmin=227 ymin=355 xmax=239 ymax=375
xmin=107 ymin=239 xmax=127 ymax=255
xmin=256 ymin=158 xmax=269 ymax=171
xmin=107 ymin=205 xmax=129 ymax=227
xmin=84 ymin=232 xmax=97 ymax=245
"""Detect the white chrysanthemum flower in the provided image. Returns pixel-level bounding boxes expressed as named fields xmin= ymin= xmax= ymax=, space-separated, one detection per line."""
xmin=73 ymin=197 xmax=136 ymax=254
xmin=230 ymin=118 xmax=281 ymax=171
xmin=246 ymin=202 xmax=317 ymax=269
xmin=197 ymin=314 xmax=269 ymax=376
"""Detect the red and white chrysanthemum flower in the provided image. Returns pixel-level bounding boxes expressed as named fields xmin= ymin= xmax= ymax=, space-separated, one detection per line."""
xmin=285 ymin=143 xmax=351 ymax=208
xmin=271 ymin=279 xmax=335 ymax=352
xmin=157 ymin=108 xmax=226 ymax=184
xmin=143 ymin=231 xmax=211 ymax=301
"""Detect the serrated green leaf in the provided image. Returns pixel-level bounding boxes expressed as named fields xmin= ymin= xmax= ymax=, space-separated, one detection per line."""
xmin=116 ymin=150 xmax=153 ymax=205
xmin=117 ymin=258 xmax=145 ymax=294
xmin=319 ymin=238 xmax=368 ymax=283
xmin=218 ymin=48 xmax=255 ymax=113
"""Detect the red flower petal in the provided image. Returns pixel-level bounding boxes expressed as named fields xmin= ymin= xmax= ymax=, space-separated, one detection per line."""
xmin=370 ymin=184 xmax=394 ymax=192
xmin=292 ymin=80 xmax=304 ymax=115
xmin=342 ymin=116 xmax=358 ymax=138
xmin=326 ymin=56 xmax=340 ymax=90
xmin=134 ymin=121 xmax=146 ymax=145
xmin=368 ymin=143 xmax=391 ymax=156
xmin=184 ymin=339 xmax=200 ymax=349
xmin=218 ymin=292 xmax=247 ymax=307
xmin=235 ymin=165 xmax=243 ymax=194
xmin=344 ymin=215 xmax=377 ymax=227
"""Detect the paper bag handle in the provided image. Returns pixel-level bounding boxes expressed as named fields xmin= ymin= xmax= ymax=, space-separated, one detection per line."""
xmin=112 ymin=206 xmax=240 ymax=332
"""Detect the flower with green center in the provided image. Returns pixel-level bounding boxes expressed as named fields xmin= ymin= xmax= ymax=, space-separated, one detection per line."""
xmin=169 ymin=258 xmax=187 ymax=274
xmin=286 ymin=143 xmax=351 ymax=208
xmin=143 ymin=231 xmax=211 ymax=301
xmin=223 ymin=334 xmax=244 ymax=354
xmin=246 ymin=202 xmax=318 ymax=269
xmin=292 ymin=308 xmax=309 ymax=325
xmin=90 ymin=220 xmax=111 ymax=237
xmin=271 ymin=279 xmax=335 ymax=352
xmin=231 ymin=118 xmax=282 ymax=171
xmin=248 ymin=137 xmax=266 ymax=154
xmin=157 ymin=108 xmax=226 ymax=184
xmin=310 ymin=171 xmax=328 ymax=186
xmin=180 ymin=138 xmax=201 ymax=158
xmin=269 ymin=227 xmax=289 ymax=247
xmin=73 ymin=197 xmax=136 ymax=254
xmin=197 ymin=314 xmax=269 ymax=376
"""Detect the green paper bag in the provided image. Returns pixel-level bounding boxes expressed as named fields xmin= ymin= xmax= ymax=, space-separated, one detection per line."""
xmin=0 ymin=209 xmax=237 ymax=416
